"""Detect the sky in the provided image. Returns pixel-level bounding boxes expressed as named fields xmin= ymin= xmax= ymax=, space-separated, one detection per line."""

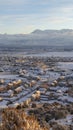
xmin=0 ymin=0 xmax=73 ymax=34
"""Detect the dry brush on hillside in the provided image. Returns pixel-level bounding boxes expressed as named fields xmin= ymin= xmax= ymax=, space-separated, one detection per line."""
xmin=0 ymin=108 xmax=49 ymax=130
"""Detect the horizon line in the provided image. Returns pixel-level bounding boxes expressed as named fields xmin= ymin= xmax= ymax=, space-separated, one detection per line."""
xmin=0 ymin=28 xmax=73 ymax=35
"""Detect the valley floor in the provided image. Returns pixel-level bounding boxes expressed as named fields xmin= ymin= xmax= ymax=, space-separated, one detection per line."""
xmin=0 ymin=51 xmax=73 ymax=130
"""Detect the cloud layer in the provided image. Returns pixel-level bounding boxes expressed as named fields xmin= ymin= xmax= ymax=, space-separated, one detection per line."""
xmin=0 ymin=0 xmax=73 ymax=34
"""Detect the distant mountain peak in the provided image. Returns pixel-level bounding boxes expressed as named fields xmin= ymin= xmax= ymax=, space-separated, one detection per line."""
xmin=32 ymin=29 xmax=43 ymax=34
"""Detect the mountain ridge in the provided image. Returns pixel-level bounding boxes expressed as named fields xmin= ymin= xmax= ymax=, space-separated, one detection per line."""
xmin=0 ymin=29 xmax=73 ymax=48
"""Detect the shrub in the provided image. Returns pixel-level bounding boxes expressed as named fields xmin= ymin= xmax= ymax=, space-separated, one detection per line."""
xmin=0 ymin=108 xmax=49 ymax=130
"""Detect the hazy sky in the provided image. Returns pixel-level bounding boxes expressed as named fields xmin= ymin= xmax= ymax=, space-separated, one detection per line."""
xmin=0 ymin=0 xmax=73 ymax=34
